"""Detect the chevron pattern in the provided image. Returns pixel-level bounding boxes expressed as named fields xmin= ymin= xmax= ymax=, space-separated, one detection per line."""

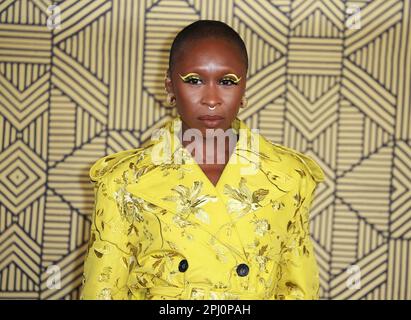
xmin=0 ymin=0 xmax=410 ymax=300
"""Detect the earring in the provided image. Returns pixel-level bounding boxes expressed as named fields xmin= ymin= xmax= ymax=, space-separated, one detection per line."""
xmin=165 ymin=93 xmax=176 ymax=107
xmin=240 ymin=95 xmax=248 ymax=108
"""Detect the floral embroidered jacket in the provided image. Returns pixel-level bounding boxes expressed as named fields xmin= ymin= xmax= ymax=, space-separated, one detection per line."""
xmin=80 ymin=115 xmax=325 ymax=300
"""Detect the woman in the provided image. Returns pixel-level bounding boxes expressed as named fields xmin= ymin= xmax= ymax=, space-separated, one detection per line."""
xmin=80 ymin=20 xmax=325 ymax=300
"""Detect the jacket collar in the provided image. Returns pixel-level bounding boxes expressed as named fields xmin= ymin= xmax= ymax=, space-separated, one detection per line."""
xmin=125 ymin=115 xmax=298 ymax=256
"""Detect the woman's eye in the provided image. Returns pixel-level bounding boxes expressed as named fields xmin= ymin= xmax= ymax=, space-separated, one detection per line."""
xmin=183 ymin=77 xmax=237 ymax=86
xmin=220 ymin=79 xmax=236 ymax=86
xmin=185 ymin=77 xmax=202 ymax=85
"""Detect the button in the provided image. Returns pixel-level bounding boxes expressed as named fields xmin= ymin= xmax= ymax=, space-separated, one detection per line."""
xmin=236 ymin=263 xmax=249 ymax=276
xmin=178 ymin=259 xmax=189 ymax=272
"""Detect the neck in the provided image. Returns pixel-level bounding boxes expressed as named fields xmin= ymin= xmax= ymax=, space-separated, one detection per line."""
xmin=180 ymin=122 xmax=238 ymax=165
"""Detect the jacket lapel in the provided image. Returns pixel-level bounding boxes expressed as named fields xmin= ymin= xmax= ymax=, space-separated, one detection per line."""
xmin=125 ymin=115 xmax=299 ymax=261
xmin=125 ymin=116 xmax=245 ymax=252
xmin=215 ymin=117 xmax=298 ymax=220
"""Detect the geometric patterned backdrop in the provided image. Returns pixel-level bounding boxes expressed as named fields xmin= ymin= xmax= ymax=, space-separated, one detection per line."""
xmin=0 ymin=0 xmax=410 ymax=299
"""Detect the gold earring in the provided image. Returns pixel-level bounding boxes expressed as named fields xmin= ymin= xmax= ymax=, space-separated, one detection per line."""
xmin=240 ymin=95 xmax=248 ymax=108
xmin=165 ymin=93 xmax=176 ymax=107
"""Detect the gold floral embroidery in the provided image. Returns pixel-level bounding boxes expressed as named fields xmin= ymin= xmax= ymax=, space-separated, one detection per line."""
xmin=271 ymin=200 xmax=285 ymax=211
xmin=93 ymin=244 xmax=110 ymax=258
xmin=223 ymin=177 xmax=269 ymax=218
xmin=284 ymin=281 xmax=305 ymax=299
xmin=209 ymin=237 xmax=229 ymax=263
xmin=162 ymin=181 xmax=217 ymax=225
xmin=113 ymin=174 xmax=160 ymax=224
xmin=253 ymin=218 xmax=270 ymax=237
xmin=190 ymin=288 xmax=205 ymax=300
xmin=159 ymin=146 xmax=193 ymax=179
xmin=98 ymin=288 xmax=113 ymax=300
xmin=81 ymin=115 xmax=323 ymax=300
xmin=151 ymin=252 xmax=179 ymax=279
xmin=98 ymin=267 xmax=112 ymax=282
xmin=255 ymin=254 xmax=270 ymax=272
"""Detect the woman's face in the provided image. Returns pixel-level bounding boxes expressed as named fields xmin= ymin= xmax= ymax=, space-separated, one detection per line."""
xmin=165 ymin=37 xmax=247 ymax=136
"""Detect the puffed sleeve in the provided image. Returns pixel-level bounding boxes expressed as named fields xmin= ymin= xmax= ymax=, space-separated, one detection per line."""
xmin=80 ymin=174 xmax=133 ymax=300
xmin=274 ymin=159 xmax=324 ymax=300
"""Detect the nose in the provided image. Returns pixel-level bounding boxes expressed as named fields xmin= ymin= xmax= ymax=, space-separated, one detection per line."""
xmin=201 ymin=82 xmax=221 ymax=108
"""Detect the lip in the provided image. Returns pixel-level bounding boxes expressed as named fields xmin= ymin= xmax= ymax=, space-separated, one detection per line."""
xmin=198 ymin=115 xmax=224 ymax=128
xmin=198 ymin=115 xmax=224 ymax=120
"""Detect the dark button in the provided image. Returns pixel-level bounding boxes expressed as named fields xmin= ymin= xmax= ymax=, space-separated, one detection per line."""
xmin=236 ymin=263 xmax=249 ymax=277
xmin=178 ymin=259 xmax=189 ymax=272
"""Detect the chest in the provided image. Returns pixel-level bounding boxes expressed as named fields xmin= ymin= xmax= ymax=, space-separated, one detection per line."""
xmin=197 ymin=164 xmax=226 ymax=187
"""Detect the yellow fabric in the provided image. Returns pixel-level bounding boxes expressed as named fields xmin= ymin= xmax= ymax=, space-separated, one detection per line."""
xmin=80 ymin=115 xmax=325 ymax=300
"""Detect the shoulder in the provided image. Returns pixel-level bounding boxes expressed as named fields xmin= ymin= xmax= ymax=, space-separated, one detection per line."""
xmin=261 ymin=138 xmax=325 ymax=184
xmin=89 ymin=144 xmax=154 ymax=182
xmin=271 ymin=142 xmax=325 ymax=183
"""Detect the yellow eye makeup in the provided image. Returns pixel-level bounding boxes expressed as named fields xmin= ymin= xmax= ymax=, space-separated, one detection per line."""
xmin=179 ymin=73 xmax=201 ymax=82
xmin=178 ymin=72 xmax=242 ymax=85
xmin=222 ymin=73 xmax=242 ymax=84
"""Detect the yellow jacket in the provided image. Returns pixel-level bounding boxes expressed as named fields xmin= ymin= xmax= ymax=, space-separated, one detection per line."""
xmin=80 ymin=115 xmax=325 ymax=300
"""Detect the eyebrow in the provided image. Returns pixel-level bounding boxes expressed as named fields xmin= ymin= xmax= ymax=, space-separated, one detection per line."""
xmin=179 ymin=72 xmax=242 ymax=83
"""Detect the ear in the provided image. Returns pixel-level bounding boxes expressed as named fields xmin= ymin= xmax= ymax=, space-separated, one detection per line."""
xmin=164 ymin=69 xmax=174 ymax=94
